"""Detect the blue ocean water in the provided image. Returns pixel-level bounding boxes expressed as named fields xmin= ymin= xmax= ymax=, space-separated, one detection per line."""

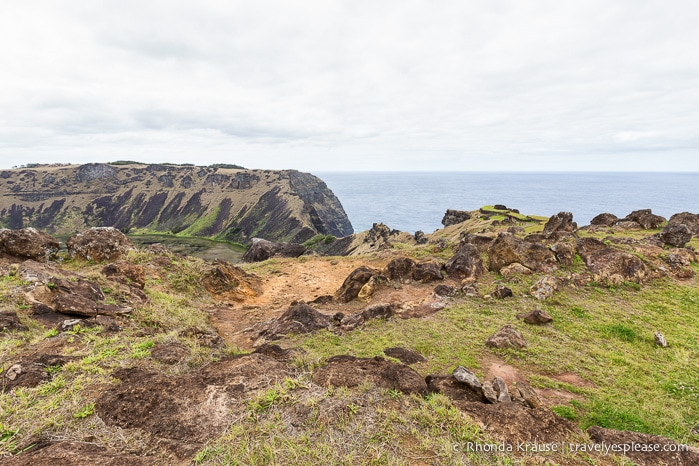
xmin=315 ymin=172 xmax=699 ymax=234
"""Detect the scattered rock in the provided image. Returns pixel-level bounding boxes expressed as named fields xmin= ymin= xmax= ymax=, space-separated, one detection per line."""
xmin=460 ymin=233 xmax=495 ymax=253
xmin=486 ymin=325 xmax=527 ymax=349
xmin=42 ymin=277 xmax=131 ymax=317
xmin=500 ymin=263 xmax=532 ymax=278
xmin=590 ymin=212 xmax=618 ymax=227
xmin=576 ymin=237 xmax=649 ymax=285
xmin=383 ymin=347 xmax=426 ymax=365
xmin=414 ymin=230 xmax=427 ymax=244
xmin=659 ymin=223 xmax=693 ymax=248
xmin=3 ymin=355 xmax=75 ymax=391
xmin=487 ymin=233 xmax=557 ymax=273
xmin=654 ymin=331 xmax=669 ymax=347
xmin=542 ymin=212 xmax=576 ymax=237
xmin=426 ymin=375 xmax=485 ymax=402
xmin=492 ymin=285 xmax=513 ymax=299
xmin=445 ymin=243 xmax=485 ymax=279
xmin=142 ymin=243 xmax=171 ymax=255
xmin=622 ymin=209 xmax=666 ymax=230
xmin=434 ymin=284 xmax=457 ymax=297
xmin=357 ymin=276 xmax=378 ymax=301
xmin=335 ymin=266 xmax=379 ymax=303
xmin=361 ymin=303 xmax=395 ymax=321
xmin=0 ymin=228 xmax=59 ymax=262
xmin=441 ymin=209 xmax=472 ymax=227
xmin=530 ymin=276 xmax=558 ymax=300
xmin=492 ymin=376 xmax=511 ymax=402
xmin=180 ymin=327 xmax=225 ymax=348
xmin=312 ymin=355 xmax=428 ymax=395
xmin=242 ymin=237 xmax=307 ymax=262
xmin=461 ymin=283 xmax=479 ymax=297
xmin=364 ymin=223 xmax=391 ymax=245
xmin=452 ymin=366 xmax=482 ymax=391
xmin=515 ymin=381 xmax=543 ymax=408
xmin=384 ymin=257 xmax=415 ymax=282
xmin=309 ymin=294 xmax=334 ymax=305
xmin=551 ymin=241 xmax=576 ymax=266
xmin=587 ymin=426 xmax=699 ymax=466
xmin=412 ymin=261 xmax=444 ymax=283
xmin=66 ymin=227 xmax=134 ymax=262
xmin=668 ymin=212 xmax=699 ymax=236
xmin=151 ymin=342 xmax=190 ymax=364
xmin=516 ymin=309 xmax=553 ymax=325
xmin=0 ymin=311 xmax=28 ymax=333
xmin=259 ymin=303 xmax=332 ymax=340
xmin=101 ymin=261 xmax=146 ymax=289
xmin=201 ymin=260 xmax=262 ymax=302
xmin=482 ymin=381 xmax=498 ymax=403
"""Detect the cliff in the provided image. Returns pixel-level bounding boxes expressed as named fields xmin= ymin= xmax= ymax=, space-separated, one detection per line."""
xmin=0 ymin=163 xmax=353 ymax=244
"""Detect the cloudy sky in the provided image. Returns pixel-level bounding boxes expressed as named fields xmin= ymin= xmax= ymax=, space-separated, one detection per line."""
xmin=1 ymin=1 xmax=698 ymax=171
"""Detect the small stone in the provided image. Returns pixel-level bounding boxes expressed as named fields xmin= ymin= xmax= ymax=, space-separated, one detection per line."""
xmin=452 ymin=366 xmax=482 ymax=391
xmin=516 ymin=309 xmax=553 ymax=325
xmin=530 ymin=276 xmax=558 ymax=300
xmin=482 ymin=381 xmax=498 ymax=403
xmin=6 ymin=364 xmax=22 ymax=381
xmin=516 ymin=381 xmax=542 ymax=409
xmin=500 ymin=263 xmax=532 ymax=278
xmin=492 ymin=376 xmax=511 ymax=402
xmin=434 ymin=285 xmax=457 ymax=297
xmin=654 ymin=332 xmax=669 ymax=347
xmin=485 ymin=325 xmax=527 ymax=349
xmin=492 ymin=285 xmax=513 ymax=299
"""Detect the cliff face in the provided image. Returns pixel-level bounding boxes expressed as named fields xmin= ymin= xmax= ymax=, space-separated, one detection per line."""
xmin=0 ymin=164 xmax=354 ymax=244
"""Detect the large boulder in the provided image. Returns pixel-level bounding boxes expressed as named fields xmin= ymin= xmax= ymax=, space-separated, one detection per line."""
xmin=66 ymin=227 xmax=134 ymax=262
xmin=668 ymin=212 xmax=699 ymax=236
xmin=200 ymin=260 xmax=262 ymax=302
xmin=242 ymin=238 xmax=307 ymax=262
xmin=259 ymin=303 xmax=332 ymax=340
xmin=441 ymin=209 xmax=471 ymax=227
xmin=659 ymin=223 xmax=693 ymax=248
xmin=542 ymin=212 xmax=576 ymax=237
xmin=0 ymin=228 xmax=59 ymax=262
xmin=383 ymin=257 xmax=416 ymax=282
xmin=487 ymin=233 xmax=557 ymax=273
xmin=334 ymin=266 xmax=379 ymax=303
xmin=576 ymin=237 xmax=649 ymax=285
xmin=622 ymin=209 xmax=666 ymax=229
xmin=590 ymin=212 xmax=618 ymax=226
xmin=412 ymin=261 xmax=444 ymax=283
xmin=445 ymin=243 xmax=484 ymax=279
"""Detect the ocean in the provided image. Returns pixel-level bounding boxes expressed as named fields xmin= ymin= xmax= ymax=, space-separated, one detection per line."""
xmin=316 ymin=172 xmax=699 ymax=234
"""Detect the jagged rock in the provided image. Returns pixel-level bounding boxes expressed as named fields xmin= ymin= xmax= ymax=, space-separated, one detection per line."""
xmin=101 ymin=261 xmax=146 ymax=289
xmin=500 ymin=263 xmax=532 ymax=278
xmin=242 ymin=238 xmax=307 ymax=262
xmin=339 ymin=313 xmax=365 ymax=330
xmin=659 ymin=223 xmax=693 ymax=248
xmin=492 ymin=285 xmax=513 ymax=299
xmin=622 ymin=209 xmax=666 ymax=229
xmin=551 ymin=242 xmax=575 ymax=266
xmin=515 ymin=381 xmax=542 ymax=408
xmin=445 ymin=243 xmax=484 ymax=279
xmin=0 ymin=228 xmax=59 ymax=262
xmin=361 ymin=303 xmax=395 ymax=321
xmin=492 ymin=376 xmax=511 ymax=402
xmin=452 ymin=366 xmax=482 ymax=391
xmin=200 ymin=259 xmax=262 ymax=302
xmin=0 ymin=311 xmax=28 ymax=333
xmin=414 ymin=230 xmax=427 ymax=244
xmin=365 ymin=223 xmax=391 ymax=244
xmin=668 ymin=212 xmax=699 ymax=236
xmin=542 ymin=212 xmax=576 ymax=237
xmin=482 ymin=381 xmax=498 ymax=403
xmin=44 ymin=277 xmax=130 ymax=317
xmin=654 ymin=331 xmax=669 ymax=347
xmin=576 ymin=237 xmax=649 ymax=285
xmin=426 ymin=375 xmax=486 ymax=402
xmin=66 ymin=227 xmax=134 ymax=262
xmin=516 ymin=309 xmax=553 ymax=325
xmin=441 ymin=209 xmax=472 ymax=227
xmin=412 ymin=261 xmax=443 ymax=283
xmin=384 ymin=257 xmax=416 ymax=282
xmin=460 ymin=233 xmax=495 ymax=253
xmin=587 ymin=426 xmax=699 ymax=466
xmin=486 ymin=325 xmax=527 ymax=349
xmin=259 ymin=303 xmax=332 ymax=340
xmin=487 ymin=233 xmax=557 ymax=272
xmin=75 ymin=163 xmax=117 ymax=182
xmin=614 ymin=220 xmax=642 ymax=230
xmin=357 ymin=276 xmax=378 ymax=301
xmin=530 ymin=276 xmax=558 ymax=300
xmin=434 ymin=285 xmax=458 ymax=297
xmin=335 ymin=266 xmax=379 ymax=303
xmin=590 ymin=212 xmax=618 ymax=226
xmin=384 ymin=347 xmax=426 ymax=365
xmin=312 ymin=355 xmax=428 ymax=395
xmin=461 ymin=283 xmax=479 ymax=297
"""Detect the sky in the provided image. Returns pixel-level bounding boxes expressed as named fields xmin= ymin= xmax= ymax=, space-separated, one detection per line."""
xmin=1 ymin=1 xmax=698 ymax=172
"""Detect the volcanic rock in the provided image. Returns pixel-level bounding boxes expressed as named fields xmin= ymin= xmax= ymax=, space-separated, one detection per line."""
xmin=530 ymin=276 xmax=558 ymax=300
xmin=441 ymin=209 xmax=472 ymax=227
xmin=66 ymin=227 xmax=134 ymax=262
xmin=622 ymin=209 xmax=666 ymax=229
xmin=0 ymin=311 xmax=28 ymax=333
xmin=492 ymin=285 xmax=513 ymax=299
xmin=487 ymin=233 xmax=557 ymax=273
xmin=452 ymin=366 xmax=482 ymax=391
xmin=335 ymin=266 xmax=379 ymax=303
xmin=486 ymin=325 xmax=527 ymax=349
xmin=659 ymin=223 xmax=693 ymax=248
xmin=542 ymin=211 xmax=576 ymax=237
xmin=668 ymin=212 xmax=699 ymax=236
xmin=383 ymin=347 xmax=426 ymax=365
xmin=516 ymin=309 xmax=553 ymax=325
xmin=0 ymin=228 xmax=59 ymax=262
xmin=412 ymin=261 xmax=444 ymax=283
xmin=445 ymin=243 xmax=484 ymax=279
xmin=590 ymin=212 xmax=618 ymax=226
xmin=242 ymin=237 xmax=307 ymax=262
xmin=260 ymin=303 xmax=332 ymax=340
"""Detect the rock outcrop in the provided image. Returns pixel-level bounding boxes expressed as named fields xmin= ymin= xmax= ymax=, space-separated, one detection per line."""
xmin=487 ymin=233 xmax=557 ymax=272
xmin=441 ymin=209 xmax=471 ymax=227
xmin=576 ymin=237 xmax=649 ymax=285
xmin=659 ymin=223 xmax=693 ymax=248
xmin=0 ymin=228 xmax=59 ymax=262
xmin=622 ymin=209 xmax=666 ymax=229
xmin=668 ymin=212 xmax=699 ymax=236
xmin=242 ymin=238 xmax=307 ymax=262
xmin=66 ymin=227 xmax=134 ymax=262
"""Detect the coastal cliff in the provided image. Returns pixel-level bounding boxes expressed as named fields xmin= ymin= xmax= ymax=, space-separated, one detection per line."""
xmin=0 ymin=163 xmax=353 ymax=244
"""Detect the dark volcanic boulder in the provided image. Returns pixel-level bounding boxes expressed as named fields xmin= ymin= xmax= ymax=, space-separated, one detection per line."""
xmin=659 ymin=223 xmax=693 ymax=248
xmin=590 ymin=213 xmax=618 ymax=226
xmin=576 ymin=237 xmax=649 ymax=285
xmin=260 ymin=303 xmax=332 ymax=340
xmin=441 ymin=209 xmax=472 ymax=227
xmin=412 ymin=261 xmax=444 ymax=283
xmin=66 ymin=227 xmax=134 ymax=262
xmin=312 ymin=355 xmax=428 ymax=395
xmin=200 ymin=260 xmax=262 ymax=302
xmin=101 ymin=261 xmax=146 ymax=289
xmin=383 ymin=257 xmax=416 ymax=282
xmin=668 ymin=212 xmax=699 ymax=236
xmin=0 ymin=228 xmax=59 ymax=262
xmin=335 ymin=266 xmax=379 ymax=303
xmin=550 ymin=241 xmax=575 ymax=265
xmin=542 ymin=212 xmax=576 ymax=237
xmin=485 ymin=325 xmax=527 ymax=349
xmin=242 ymin=237 xmax=307 ymax=262
xmin=622 ymin=209 xmax=666 ymax=229
xmin=487 ymin=233 xmax=557 ymax=272
xmin=445 ymin=243 xmax=484 ymax=279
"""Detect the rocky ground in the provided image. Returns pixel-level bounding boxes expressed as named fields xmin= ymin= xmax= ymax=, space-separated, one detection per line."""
xmin=1 ymin=207 xmax=698 ymax=465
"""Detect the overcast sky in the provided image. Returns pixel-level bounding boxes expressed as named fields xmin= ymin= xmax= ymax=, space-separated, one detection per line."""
xmin=1 ymin=1 xmax=698 ymax=171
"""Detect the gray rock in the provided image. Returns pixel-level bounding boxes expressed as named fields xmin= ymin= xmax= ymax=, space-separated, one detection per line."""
xmin=445 ymin=243 xmax=484 ymax=279
xmin=6 ymin=364 xmax=22 ymax=381
xmin=543 ymin=212 xmax=576 ymax=237
xmin=482 ymin=381 xmax=498 ymax=403
xmin=516 ymin=381 xmax=542 ymax=408
xmin=659 ymin=223 xmax=693 ymax=248
xmin=441 ymin=209 xmax=472 ymax=227
xmin=654 ymin=331 xmax=669 ymax=347
xmin=493 ymin=376 xmax=511 ymax=402
xmin=485 ymin=325 xmax=527 ymax=349
xmin=242 ymin=237 xmax=307 ymax=262
xmin=452 ymin=366 xmax=482 ymax=391
xmin=530 ymin=276 xmax=558 ymax=300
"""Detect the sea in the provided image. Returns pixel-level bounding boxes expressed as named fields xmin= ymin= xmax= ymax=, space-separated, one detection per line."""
xmin=316 ymin=172 xmax=699 ymax=234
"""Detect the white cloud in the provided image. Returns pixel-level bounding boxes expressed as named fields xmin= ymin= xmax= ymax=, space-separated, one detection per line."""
xmin=0 ymin=0 xmax=698 ymax=171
